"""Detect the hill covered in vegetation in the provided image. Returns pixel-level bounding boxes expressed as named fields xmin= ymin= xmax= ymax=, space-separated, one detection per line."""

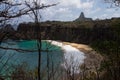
xmin=12 ymin=18 xmax=119 ymax=44
xmin=0 ymin=17 xmax=120 ymax=80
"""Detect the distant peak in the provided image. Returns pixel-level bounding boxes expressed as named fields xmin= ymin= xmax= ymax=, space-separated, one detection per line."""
xmin=79 ymin=12 xmax=85 ymax=18
xmin=75 ymin=12 xmax=92 ymax=22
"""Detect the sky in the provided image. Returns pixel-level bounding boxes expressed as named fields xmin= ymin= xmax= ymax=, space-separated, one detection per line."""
xmin=12 ymin=0 xmax=120 ymax=23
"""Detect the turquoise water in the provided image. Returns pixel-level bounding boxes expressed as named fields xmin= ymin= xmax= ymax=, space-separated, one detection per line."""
xmin=0 ymin=40 xmax=63 ymax=76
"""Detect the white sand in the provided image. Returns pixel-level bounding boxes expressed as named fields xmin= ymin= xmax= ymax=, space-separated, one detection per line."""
xmin=47 ymin=40 xmax=86 ymax=74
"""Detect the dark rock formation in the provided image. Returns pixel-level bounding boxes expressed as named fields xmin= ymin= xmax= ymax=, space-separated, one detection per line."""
xmin=0 ymin=24 xmax=15 ymax=33
xmin=0 ymin=24 xmax=17 ymax=41
xmin=75 ymin=12 xmax=92 ymax=22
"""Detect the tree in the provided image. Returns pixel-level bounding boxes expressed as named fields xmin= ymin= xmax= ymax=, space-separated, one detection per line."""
xmin=104 ymin=0 xmax=120 ymax=7
xmin=0 ymin=0 xmax=56 ymax=25
xmin=24 ymin=1 xmax=57 ymax=80
xmin=0 ymin=0 xmax=57 ymax=80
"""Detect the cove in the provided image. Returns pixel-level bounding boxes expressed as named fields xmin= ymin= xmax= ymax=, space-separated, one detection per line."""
xmin=0 ymin=40 xmax=63 ymax=76
xmin=0 ymin=40 xmax=86 ymax=79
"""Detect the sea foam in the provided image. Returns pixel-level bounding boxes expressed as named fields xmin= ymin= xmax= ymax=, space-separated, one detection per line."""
xmin=47 ymin=40 xmax=86 ymax=74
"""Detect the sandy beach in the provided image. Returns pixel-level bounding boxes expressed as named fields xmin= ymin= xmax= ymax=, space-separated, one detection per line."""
xmin=63 ymin=42 xmax=103 ymax=73
xmin=47 ymin=40 xmax=103 ymax=74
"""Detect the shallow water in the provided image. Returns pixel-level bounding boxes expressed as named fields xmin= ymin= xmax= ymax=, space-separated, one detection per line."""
xmin=0 ymin=40 xmax=86 ymax=79
xmin=0 ymin=40 xmax=63 ymax=75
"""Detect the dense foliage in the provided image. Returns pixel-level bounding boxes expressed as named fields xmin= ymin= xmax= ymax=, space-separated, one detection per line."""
xmin=90 ymin=19 xmax=120 ymax=80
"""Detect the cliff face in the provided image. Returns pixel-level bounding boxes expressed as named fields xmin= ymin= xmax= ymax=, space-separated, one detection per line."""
xmin=16 ymin=19 xmax=119 ymax=44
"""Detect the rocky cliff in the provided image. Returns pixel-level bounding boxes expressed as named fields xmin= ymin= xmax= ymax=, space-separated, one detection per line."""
xmin=15 ymin=18 xmax=120 ymax=44
xmin=0 ymin=18 xmax=119 ymax=44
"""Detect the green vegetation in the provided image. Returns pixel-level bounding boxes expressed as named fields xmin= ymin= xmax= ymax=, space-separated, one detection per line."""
xmin=90 ymin=19 xmax=120 ymax=80
xmin=1 ymin=17 xmax=120 ymax=80
xmin=16 ymin=18 xmax=120 ymax=80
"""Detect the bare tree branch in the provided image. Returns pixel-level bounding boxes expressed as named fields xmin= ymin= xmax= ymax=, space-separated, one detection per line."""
xmin=0 ymin=0 xmax=57 ymax=22
xmin=0 ymin=46 xmax=55 ymax=53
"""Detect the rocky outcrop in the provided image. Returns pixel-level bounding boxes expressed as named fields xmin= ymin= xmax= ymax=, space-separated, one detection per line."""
xmin=75 ymin=12 xmax=92 ymax=22
xmin=0 ymin=24 xmax=17 ymax=41
xmin=0 ymin=24 xmax=15 ymax=33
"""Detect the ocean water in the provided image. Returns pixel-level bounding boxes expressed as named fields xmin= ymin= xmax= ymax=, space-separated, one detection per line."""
xmin=0 ymin=40 xmax=63 ymax=75
xmin=0 ymin=40 xmax=86 ymax=80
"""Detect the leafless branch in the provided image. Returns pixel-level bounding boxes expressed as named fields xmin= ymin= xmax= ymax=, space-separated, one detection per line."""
xmin=0 ymin=0 xmax=57 ymax=22
xmin=0 ymin=46 xmax=54 ymax=53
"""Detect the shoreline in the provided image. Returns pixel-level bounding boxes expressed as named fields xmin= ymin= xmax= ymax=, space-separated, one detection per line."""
xmin=46 ymin=40 xmax=103 ymax=74
xmin=47 ymin=40 xmax=86 ymax=73
xmin=63 ymin=42 xmax=103 ymax=74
